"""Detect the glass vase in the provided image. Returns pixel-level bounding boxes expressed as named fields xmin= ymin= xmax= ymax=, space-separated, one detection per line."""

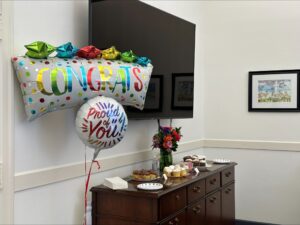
xmin=160 ymin=149 xmax=173 ymax=172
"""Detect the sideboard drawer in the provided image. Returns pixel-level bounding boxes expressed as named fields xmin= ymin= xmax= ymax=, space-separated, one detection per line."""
xmin=160 ymin=211 xmax=186 ymax=225
xmin=206 ymin=173 xmax=220 ymax=193
xmin=187 ymin=199 xmax=205 ymax=225
xmin=187 ymin=179 xmax=205 ymax=203
xmin=222 ymin=167 xmax=234 ymax=186
xmin=159 ymin=188 xmax=186 ymax=220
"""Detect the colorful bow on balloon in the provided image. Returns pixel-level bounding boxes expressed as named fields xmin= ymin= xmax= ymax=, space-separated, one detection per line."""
xmin=56 ymin=42 xmax=79 ymax=58
xmin=77 ymin=45 xmax=101 ymax=59
xmin=101 ymin=46 xmax=121 ymax=60
xmin=121 ymin=50 xmax=137 ymax=63
xmin=136 ymin=56 xmax=151 ymax=67
xmin=25 ymin=41 xmax=56 ymax=59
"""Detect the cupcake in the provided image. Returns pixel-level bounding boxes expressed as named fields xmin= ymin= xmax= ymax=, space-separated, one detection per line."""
xmin=180 ymin=168 xmax=187 ymax=177
xmin=172 ymin=169 xmax=181 ymax=177
xmin=163 ymin=167 xmax=172 ymax=177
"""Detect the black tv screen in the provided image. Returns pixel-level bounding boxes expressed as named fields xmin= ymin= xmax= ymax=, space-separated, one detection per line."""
xmin=89 ymin=0 xmax=195 ymax=119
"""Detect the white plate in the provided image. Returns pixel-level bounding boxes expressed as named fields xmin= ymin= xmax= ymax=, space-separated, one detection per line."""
xmin=137 ymin=183 xmax=163 ymax=191
xmin=213 ymin=159 xmax=231 ymax=164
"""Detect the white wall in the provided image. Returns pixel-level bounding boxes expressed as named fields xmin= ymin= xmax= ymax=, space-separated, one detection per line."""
xmin=13 ymin=1 xmax=300 ymax=225
xmin=13 ymin=0 xmax=203 ymax=173
xmin=203 ymin=1 xmax=300 ymax=141
xmin=201 ymin=1 xmax=300 ymax=224
xmin=13 ymin=1 xmax=204 ymax=224
xmin=0 ymin=40 xmax=4 ymax=224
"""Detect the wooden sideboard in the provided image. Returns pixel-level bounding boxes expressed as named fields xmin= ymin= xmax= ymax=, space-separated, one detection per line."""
xmin=91 ymin=162 xmax=237 ymax=225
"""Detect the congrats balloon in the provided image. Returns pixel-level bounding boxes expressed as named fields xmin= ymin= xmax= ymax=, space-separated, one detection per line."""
xmin=12 ymin=56 xmax=153 ymax=121
xmin=75 ymin=96 xmax=128 ymax=155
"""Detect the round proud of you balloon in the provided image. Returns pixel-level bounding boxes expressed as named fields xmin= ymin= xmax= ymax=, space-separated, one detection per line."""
xmin=75 ymin=96 xmax=128 ymax=156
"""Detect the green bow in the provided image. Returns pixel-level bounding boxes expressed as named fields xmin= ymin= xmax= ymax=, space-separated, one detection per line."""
xmin=25 ymin=41 xmax=56 ymax=59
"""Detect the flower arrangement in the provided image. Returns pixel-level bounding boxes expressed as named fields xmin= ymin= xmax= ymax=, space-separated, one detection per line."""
xmin=152 ymin=126 xmax=182 ymax=171
xmin=152 ymin=126 xmax=182 ymax=152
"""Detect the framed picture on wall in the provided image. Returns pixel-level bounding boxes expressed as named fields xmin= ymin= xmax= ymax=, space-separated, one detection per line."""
xmin=248 ymin=70 xmax=300 ymax=112
xmin=172 ymin=73 xmax=194 ymax=110
xmin=143 ymin=75 xmax=163 ymax=111
xmin=127 ymin=75 xmax=163 ymax=112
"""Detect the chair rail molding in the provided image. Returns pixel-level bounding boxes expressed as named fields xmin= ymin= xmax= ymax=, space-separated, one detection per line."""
xmin=204 ymin=139 xmax=300 ymax=152
xmin=1 ymin=1 xmax=15 ymax=224
xmin=15 ymin=139 xmax=205 ymax=192
xmin=14 ymin=138 xmax=300 ymax=192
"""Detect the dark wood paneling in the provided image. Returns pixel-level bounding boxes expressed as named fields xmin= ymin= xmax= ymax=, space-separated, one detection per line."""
xmin=96 ymin=191 xmax=157 ymax=223
xmin=93 ymin=214 xmax=154 ymax=225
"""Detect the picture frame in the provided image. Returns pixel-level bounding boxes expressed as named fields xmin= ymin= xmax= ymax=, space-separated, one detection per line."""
xmin=172 ymin=73 xmax=194 ymax=110
xmin=127 ymin=75 xmax=163 ymax=112
xmin=248 ymin=70 xmax=300 ymax=112
xmin=143 ymin=75 xmax=163 ymax=111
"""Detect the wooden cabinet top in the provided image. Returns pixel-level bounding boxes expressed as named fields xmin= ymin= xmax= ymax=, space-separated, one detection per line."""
xmin=91 ymin=162 xmax=237 ymax=199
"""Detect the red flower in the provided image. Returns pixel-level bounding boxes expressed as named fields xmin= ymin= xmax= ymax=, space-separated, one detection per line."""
xmin=172 ymin=130 xmax=181 ymax=141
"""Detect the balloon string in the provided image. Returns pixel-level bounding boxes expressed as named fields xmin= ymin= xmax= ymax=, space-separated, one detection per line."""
xmin=84 ymin=145 xmax=87 ymax=225
xmin=85 ymin=145 xmax=87 ymax=175
xmin=84 ymin=159 xmax=101 ymax=225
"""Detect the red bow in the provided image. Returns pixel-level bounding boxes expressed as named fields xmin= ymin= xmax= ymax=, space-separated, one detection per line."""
xmin=77 ymin=45 xmax=101 ymax=59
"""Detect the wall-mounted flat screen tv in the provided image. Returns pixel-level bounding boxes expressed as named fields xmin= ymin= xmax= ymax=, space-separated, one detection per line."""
xmin=89 ymin=0 xmax=195 ymax=119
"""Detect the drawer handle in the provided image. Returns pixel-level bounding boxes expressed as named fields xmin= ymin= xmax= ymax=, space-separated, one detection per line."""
xmin=174 ymin=217 xmax=179 ymax=223
xmin=225 ymin=188 xmax=232 ymax=194
xmin=192 ymin=186 xmax=201 ymax=193
xmin=168 ymin=221 xmax=173 ymax=225
xmin=209 ymin=196 xmax=217 ymax=203
xmin=193 ymin=205 xmax=201 ymax=214
xmin=175 ymin=194 xmax=180 ymax=200
xmin=210 ymin=178 xmax=217 ymax=185
xmin=225 ymin=172 xmax=232 ymax=177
